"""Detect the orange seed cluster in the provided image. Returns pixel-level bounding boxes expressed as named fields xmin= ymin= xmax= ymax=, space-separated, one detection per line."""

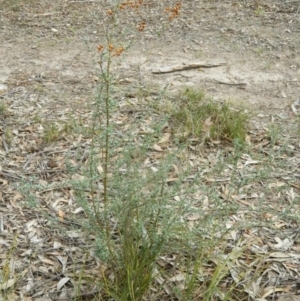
xmin=97 ymin=44 xmax=124 ymax=57
xmin=119 ymin=0 xmax=143 ymax=9
xmin=113 ymin=46 xmax=124 ymax=56
xmin=165 ymin=3 xmax=181 ymax=20
xmin=137 ymin=21 xmax=146 ymax=32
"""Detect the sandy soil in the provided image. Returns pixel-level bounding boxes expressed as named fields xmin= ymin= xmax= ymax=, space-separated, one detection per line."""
xmin=1 ymin=0 xmax=300 ymax=299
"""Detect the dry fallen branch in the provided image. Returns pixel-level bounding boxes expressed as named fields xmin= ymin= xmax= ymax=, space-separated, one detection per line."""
xmin=152 ymin=62 xmax=226 ymax=74
xmin=217 ymin=80 xmax=247 ymax=87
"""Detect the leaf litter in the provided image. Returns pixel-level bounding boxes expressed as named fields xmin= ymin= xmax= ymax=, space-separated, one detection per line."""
xmin=1 ymin=0 xmax=300 ymax=300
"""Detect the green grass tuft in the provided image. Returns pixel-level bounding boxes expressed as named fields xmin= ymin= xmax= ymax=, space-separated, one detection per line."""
xmin=43 ymin=122 xmax=60 ymax=143
xmin=0 ymin=101 xmax=8 ymax=116
xmin=170 ymin=88 xmax=248 ymax=143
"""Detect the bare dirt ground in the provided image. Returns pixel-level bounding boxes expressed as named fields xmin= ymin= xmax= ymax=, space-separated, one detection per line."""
xmin=1 ymin=0 xmax=300 ymax=300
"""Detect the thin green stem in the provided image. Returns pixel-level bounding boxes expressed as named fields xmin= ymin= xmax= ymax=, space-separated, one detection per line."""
xmin=103 ymin=53 xmax=110 ymax=205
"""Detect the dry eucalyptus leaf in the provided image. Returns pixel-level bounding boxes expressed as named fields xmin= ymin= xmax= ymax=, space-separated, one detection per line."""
xmin=153 ymin=144 xmax=163 ymax=152
xmin=57 ymin=277 xmax=71 ymax=290
xmin=187 ymin=214 xmax=200 ymax=221
xmin=1 ymin=278 xmax=16 ymax=290
xmin=158 ymin=133 xmax=171 ymax=144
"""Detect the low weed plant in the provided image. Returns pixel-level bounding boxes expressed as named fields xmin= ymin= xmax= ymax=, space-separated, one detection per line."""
xmin=70 ymin=2 xmax=246 ymax=300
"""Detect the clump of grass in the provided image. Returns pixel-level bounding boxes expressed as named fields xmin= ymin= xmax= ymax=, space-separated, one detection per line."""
xmin=43 ymin=122 xmax=60 ymax=143
xmin=0 ymin=233 xmax=19 ymax=300
xmin=4 ymin=127 xmax=13 ymax=146
xmin=266 ymin=123 xmax=281 ymax=146
xmin=0 ymin=101 xmax=8 ymax=116
xmin=42 ymin=119 xmax=86 ymax=143
xmin=170 ymin=88 xmax=248 ymax=143
xmin=63 ymin=114 xmax=96 ymax=137
xmin=33 ymin=114 xmax=42 ymax=123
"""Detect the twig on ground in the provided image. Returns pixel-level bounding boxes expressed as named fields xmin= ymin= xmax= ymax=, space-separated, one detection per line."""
xmin=152 ymin=62 xmax=226 ymax=74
